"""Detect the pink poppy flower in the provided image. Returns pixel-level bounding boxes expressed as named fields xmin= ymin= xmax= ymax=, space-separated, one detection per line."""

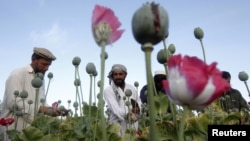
xmin=92 ymin=5 xmax=124 ymax=46
xmin=162 ymin=54 xmax=230 ymax=110
xmin=0 ymin=118 xmax=15 ymax=126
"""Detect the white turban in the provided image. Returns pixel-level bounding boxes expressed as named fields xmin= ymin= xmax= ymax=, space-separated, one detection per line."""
xmin=108 ymin=64 xmax=127 ymax=79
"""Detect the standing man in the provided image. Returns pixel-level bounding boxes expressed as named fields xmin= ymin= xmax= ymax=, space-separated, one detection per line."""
xmin=0 ymin=47 xmax=62 ymax=140
xmin=140 ymin=70 xmax=167 ymax=104
xmin=104 ymin=64 xmax=141 ymax=136
xmin=219 ymin=71 xmax=249 ymax=112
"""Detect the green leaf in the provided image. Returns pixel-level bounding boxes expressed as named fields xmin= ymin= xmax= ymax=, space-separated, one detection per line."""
xmin=31 ymin=115 xmax=61 ymax=134
xmin=43 ymin=134 xmax=60 ymax=141
xmin=6 ymin=129 xmax=21 ymax=141
xmin=19 ymin=126 xmax=44 ymax=141
xmin=154 ymin=93 xmax=169 ymax=115
xmin=106 ymin=123 xmax=121 ymax=133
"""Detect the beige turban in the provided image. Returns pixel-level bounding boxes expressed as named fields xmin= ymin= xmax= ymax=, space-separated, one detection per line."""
xmin=107 ymin=64 xmax=127 ymax=79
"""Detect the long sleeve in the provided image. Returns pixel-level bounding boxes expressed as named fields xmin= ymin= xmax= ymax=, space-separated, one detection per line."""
xmin=104 ymin=83 xmax=142 ymax=121
xmin=0 ymin=65 xmax=47 ymax=141
xmin=235 ymin=89 xmax=249 ymax=110
xmin=103 ymin=82 xmax=141 ymax=136
xmin=3 ymin=67 xmax=33 ymax=115
xmin=104 ymin=86 xmax=127 ymax=121
xmin=1 ymin=65 xmax=46 ymax=123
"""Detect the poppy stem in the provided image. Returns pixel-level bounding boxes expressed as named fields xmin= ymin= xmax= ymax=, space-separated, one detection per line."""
xmin=243 ymin=81 xmax=250 ymax=97
xmin=178 ymin=105 xmax=188 ymax=141
xmin=199 ymin=39 xmax=206 ymax=63
xmin=98 ymin=40 xmax=108 ymax=141
xmin=142 ymin=43 xmax=160 ymax=141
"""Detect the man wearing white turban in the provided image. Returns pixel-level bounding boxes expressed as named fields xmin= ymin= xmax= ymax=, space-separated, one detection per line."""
xmin=104 ymin=64 xmax=141 ymax=136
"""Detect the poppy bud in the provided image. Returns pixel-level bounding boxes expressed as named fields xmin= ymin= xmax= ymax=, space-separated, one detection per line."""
xmin=194 ymin=27 xmax=204 ymax=40
xmin=132 ymin=2 xmax=169 ymax=45
xmin=238 ymin=71 xmax=249 ymax=81
xmin=31 ymin=77 xmax=43 ymax=88
xmin=72 ymin=56 xmax=81 ymax=67
xmin=86 ymin=62 xmax=96 ymax=75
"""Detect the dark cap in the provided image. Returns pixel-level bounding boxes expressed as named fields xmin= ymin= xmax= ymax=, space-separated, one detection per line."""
xmin=222 ymin=71 xmax=231 ymax=79
xmin=33 ymin=47 xmax=56 ymax=61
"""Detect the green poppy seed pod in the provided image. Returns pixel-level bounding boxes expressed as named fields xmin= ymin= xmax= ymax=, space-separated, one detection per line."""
xmin=13 ymin=90 xmax=19 ymax=96
xmin=134 ymin=81 xmax=139 ymax=87
xmin=194 ymin=27 xmax=204 ymax=40
xmin=238 ymin=71 xmax=249 ymax=81
xmin=100 ymin=51 xmax=108 ymax=60
xmin=47 ymin=72 xmax=53 ymax=79
xmin=97 ymin=80 xmax=101 ymax=87
xmin=20 ymin=90 xmax=28 ymax=99
xmin=73 ymin=101 xmax=79 ymax=108
xmin=67 ymin=100 xmax=71 ymax=104
xmin=123 ymin=96 xmax=127 ymax=101
xmin=72 ymin=56 xmax=81 ymax=67
xmin=31 ymin=77 xmax=43 ymax=88
xmin=97 ymin=93 xmax=100 ymax=99
xmin=125 ymin=89 xmax=132 ymax=97
xmin=157 ymin=49 xmax=171 ymax=64
xmin=168 ymin=44 xmax=176 ymax=54
xmin=93 ymin=70 xmax=98 ymax=77
xmin=36 ymin=73 xmax=44 ymax=80
xmin=74 ymin=79 xmax=81 ymax=86
xmin=58 ymin=100 xmax=61 ymax=104
xmin=59 ymin=105 xmax=66 ymax=111
xmin=125 ymin=101 xmax=130 ymax=107
xmin=86 ymin=62 xmax=96 ymax=75
xmin=28 ymin=100 xmax=33 ymax=105
xmin=132 ymin=2 xmax=169 ymax=45
xmin=40 ymin=98 xmax=45 ymax=104
xmin=16 ymin=111 xmax=23 ymax=117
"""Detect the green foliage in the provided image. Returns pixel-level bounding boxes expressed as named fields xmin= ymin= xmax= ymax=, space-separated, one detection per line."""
xmin=5 ymin=94 xmax=250 ymax=141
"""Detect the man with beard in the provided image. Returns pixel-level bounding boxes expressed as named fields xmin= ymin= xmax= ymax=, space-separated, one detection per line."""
xmin=0 ymin=47 xmax=63 ymax=141
xmin=104 ymin=64 xmax=141 ymax=136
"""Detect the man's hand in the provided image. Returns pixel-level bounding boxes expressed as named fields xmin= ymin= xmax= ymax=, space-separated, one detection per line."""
xmin=132 ymin=107 xmax=140 ymax=114
xmin=39 ymin=106 xmax=64 ymax=117
xmin=127 ymin=112 xmax=138 ymax=123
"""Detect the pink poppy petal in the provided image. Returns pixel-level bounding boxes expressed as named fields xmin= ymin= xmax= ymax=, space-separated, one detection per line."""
xmin=108 ymin=30 xmax=125 ymax=44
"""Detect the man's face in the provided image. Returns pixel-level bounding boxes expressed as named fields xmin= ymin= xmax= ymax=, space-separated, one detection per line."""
xmin=112 ymin=70 xmax=126 ymax=87
xmin=33 ymin=58 xmax=52 ymax=74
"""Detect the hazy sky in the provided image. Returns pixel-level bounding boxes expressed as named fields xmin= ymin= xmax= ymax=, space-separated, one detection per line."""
xmin=1 ymin=0 xmax=250 ymax=107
